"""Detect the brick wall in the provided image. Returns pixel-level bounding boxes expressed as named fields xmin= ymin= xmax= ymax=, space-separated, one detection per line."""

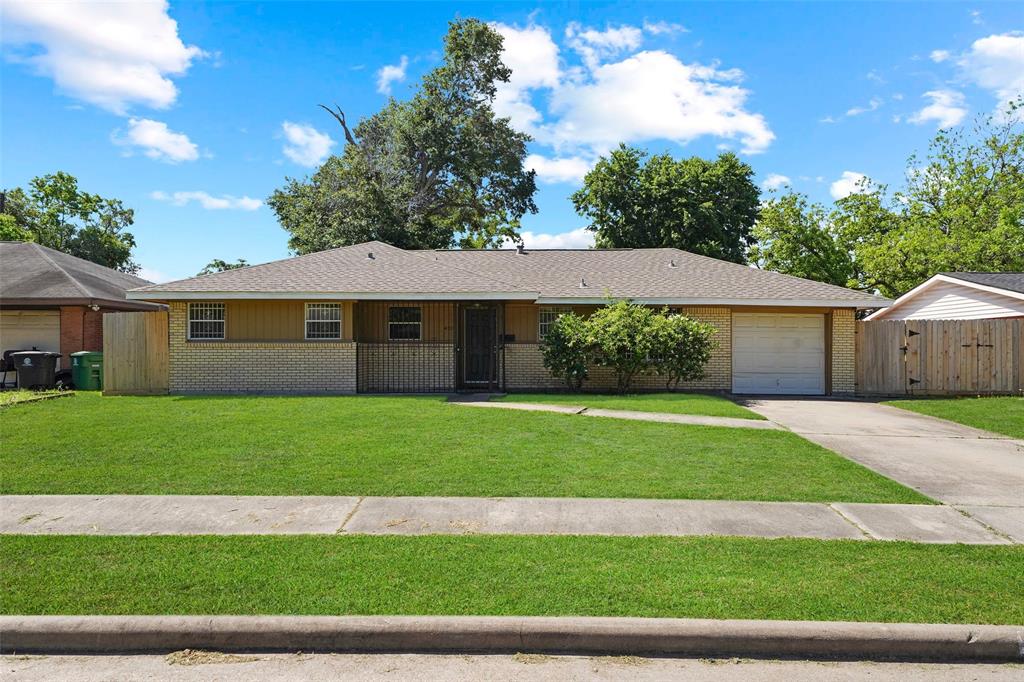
xmin=168 ymin=302 xmax=356 ymax=393
xmin=504 ymin=306 xmax=733 ymax=392
xmin=831 ymin=308 xmax=856 ymax=395
xmin=59 ymin=306 xmax=105 ymax=365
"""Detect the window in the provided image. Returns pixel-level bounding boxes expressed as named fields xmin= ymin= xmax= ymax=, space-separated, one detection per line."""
xmin=188 ymin=302 xmax=225 ymax=340
xmin=305 ymin=303 xmax=342 ymax=339
xmin=538 ymin=307 xmax=572 ymax=340
xmin=388 ymin=306 xmax=422 ymax=341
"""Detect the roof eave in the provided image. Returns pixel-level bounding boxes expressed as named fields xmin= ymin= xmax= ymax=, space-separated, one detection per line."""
xmin=126 ymin=290 xmax=539 ymax=301
xmin=536 ymin=296 xmax=892 ymax=309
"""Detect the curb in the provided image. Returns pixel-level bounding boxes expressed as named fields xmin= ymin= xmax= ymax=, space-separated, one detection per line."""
xmin=2 ymin=616 xmax=1022 ymax=661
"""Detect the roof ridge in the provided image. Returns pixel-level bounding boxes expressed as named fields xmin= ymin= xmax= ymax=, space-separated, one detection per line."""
xmin=406 ymin=248 xmax=533 ymax=293
xmin=30 ymin=242 xmax=93 ymax=299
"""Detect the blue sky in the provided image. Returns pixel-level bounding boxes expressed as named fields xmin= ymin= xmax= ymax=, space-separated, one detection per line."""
xmin=2 ymin=2 xmax=1022 ymax=283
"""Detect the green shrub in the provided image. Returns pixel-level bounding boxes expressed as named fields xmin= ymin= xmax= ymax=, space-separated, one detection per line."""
xmin=652 ymin=313 xmax=718 ymax=390
xmin=587 ymin=301 xmax=662 ymax=393
xmin=540 ymin=312 xmax=590 ymax=390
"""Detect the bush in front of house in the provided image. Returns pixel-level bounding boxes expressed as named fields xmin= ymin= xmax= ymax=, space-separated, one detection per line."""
xmin=652 ymin=312 xmax=717 ymax=390
xmin=540 ymin=311 xmax=590 ymax=390
xmin=540 ymin=301 xmax=718 ymax=393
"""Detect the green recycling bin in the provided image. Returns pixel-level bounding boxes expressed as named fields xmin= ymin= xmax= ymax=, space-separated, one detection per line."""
xmin=70 ymin=351 xmax=104 ymax=391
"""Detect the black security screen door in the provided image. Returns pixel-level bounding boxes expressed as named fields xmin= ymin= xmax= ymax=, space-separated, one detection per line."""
xmin=463 ymin=307 xmax=496 ymax=387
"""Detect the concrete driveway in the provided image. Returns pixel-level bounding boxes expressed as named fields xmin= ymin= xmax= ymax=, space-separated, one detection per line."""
xmin=745 ymin=398 xmax=1024 ymax=540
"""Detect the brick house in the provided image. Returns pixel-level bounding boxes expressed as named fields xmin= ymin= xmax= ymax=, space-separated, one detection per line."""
xmin=0 ymin=242 xmax=162 ymax=370
xmin=127 ymin=241 xmax=889 ymax=395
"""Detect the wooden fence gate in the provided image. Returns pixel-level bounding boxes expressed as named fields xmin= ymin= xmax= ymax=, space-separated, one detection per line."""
xmin=856 ymin=319 xmax=1023 ymax=395
xmin=102 ymin=311 xmax=169 ymax=395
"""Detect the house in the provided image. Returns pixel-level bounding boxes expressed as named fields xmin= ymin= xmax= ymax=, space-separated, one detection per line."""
xmin=865 ymin=273 xmax=1024 ymax=321
xmin=0 ymin=241 xmax=162 ymax=369
xmin=127 ymin=241 xmax=889 ymax=395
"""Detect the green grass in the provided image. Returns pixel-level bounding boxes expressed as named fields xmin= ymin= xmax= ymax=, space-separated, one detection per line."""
xmin=496 ymin=392 xmax=764 ymax=419
xmin=884 ymin=396 xmax=1024 ymax=440
xmin=0 ymin=394 xmax=927 ymax=503
xmin=2 ymin=535 xmax=1020 ymax=624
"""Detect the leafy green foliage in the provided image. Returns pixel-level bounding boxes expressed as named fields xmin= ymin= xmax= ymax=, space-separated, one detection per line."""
xmin=0 ymin=172 xmax=138 ymax=273
xmin=268 ymin=19 xmax=537 ymax=252
xmin=541 ymin=302 xmax=718 ymax=393
xmin=571 ymin=145 xmax=760 ymax=263
xmin=198 ymin=258 xmax=249 ymax=276
xmin=653 ymin=313 xmax=718 ymax=390
xmin=751 ymin=193 xmax=857 ymax=288
xmin=752 ymin=103 xmax=1024 ymax=297
xmin=539 ymin=312 xmax=590 ymax=390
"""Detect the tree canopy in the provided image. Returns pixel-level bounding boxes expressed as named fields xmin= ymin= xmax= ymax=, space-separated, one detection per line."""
xmin=753 ymin=102 xmax=1024 ymax=297
xmin=0 ymin=171 xmax=138 ymax=273
xmin=268 ymin=19 xmax=538 ymax=252
xmin=197 ymin=258 xmax=249 ymax=276
xmin=571 ymin=145 xmax=760 ymax=263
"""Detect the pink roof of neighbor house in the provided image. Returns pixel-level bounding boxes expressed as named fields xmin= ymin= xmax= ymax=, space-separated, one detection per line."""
xmin=128 ymin=240 xmax=890 ymax=308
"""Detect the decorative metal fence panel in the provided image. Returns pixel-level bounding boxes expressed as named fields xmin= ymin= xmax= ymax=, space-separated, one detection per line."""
xmin=356 ymin=342 xmax=456 ymax=393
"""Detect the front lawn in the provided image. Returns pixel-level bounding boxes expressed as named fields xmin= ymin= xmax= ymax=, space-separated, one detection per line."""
xmin=884 ymin=396 xmax=1024 ymax=440
xmin=2 ymin=535 xmax=1019 ymax=624
xmin=0 ymin=394 xmax=927 ymax=503
xmin=495 ymin=392 xmax=764 ymax=419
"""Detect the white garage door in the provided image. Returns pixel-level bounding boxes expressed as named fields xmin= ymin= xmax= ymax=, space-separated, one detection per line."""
xmin=1 ymin=311 xmax=61 ymax=368
xmin=732 ymin=313 xmax=825 ymax=395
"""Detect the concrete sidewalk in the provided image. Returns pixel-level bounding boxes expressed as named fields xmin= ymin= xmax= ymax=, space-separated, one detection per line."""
xmin=452 ymin=399 xmax=783 ymax=430
xmin=744 ymin=399 xmax=1024 ymax=541
xmin=1 ymin=495 xmax=1013 ymax=544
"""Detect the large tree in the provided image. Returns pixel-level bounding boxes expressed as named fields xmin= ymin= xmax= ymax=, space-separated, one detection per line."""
xmin=752 ymin=103 xmax=1024 ymax=297
xmin=0 ymin=172 xmax=138 ymax=273
xmin=268 ymin=19 xmax=538 ymax=252
xmin=571 ymin=145 xmax=760 ymax=263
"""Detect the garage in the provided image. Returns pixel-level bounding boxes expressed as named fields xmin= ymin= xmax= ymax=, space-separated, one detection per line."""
xmin=732 ymin=313 xmax=825 ymax=395
xmin=0 ymin=310 xmax=61 ymax=356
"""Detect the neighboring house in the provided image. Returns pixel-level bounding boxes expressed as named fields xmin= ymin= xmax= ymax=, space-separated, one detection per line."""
xmin=865 ymin=273 xmax=1024 ymax=321
xmin=127 ymin=241 xmax=889 ymax=396
xmin=0 ymin=242 xmax=162 ymax=369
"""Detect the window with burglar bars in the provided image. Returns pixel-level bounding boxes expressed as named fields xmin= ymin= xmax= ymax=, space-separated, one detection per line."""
xmin=305 ymin=303 xmax=342 ymax=339
xmin=538 ymin=307 xmax=572 ymax=340
xmin=388 ymin=306 xmax=422 ymax=341
xmin=188 ymin=302 xmax=225 ymax=339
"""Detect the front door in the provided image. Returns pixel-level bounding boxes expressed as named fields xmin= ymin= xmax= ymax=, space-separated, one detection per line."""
xmin=462 ymin=306 xmax=496 ymax=388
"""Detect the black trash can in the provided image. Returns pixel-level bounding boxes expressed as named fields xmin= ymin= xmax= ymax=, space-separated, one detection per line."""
xmin=11 ymin=351 xmax=61 ymax=390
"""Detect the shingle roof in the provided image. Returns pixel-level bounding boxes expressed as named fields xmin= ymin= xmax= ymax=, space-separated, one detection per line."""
xmin=130 ymin=241 xmax=531 ymax=298
xmin=430 ymin=248 xmax=882 ymax=304
xmin=943 ymin=272 xmax=1024 ymax=295
xmin=0 ymin=241 xmax=161 ymax=310
xmin=129 ymin=241 xmax=889 ymax=307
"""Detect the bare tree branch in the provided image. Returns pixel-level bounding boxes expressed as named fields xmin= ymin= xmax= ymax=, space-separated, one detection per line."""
xmin=319 ymin=104 xmax=358 ymax=146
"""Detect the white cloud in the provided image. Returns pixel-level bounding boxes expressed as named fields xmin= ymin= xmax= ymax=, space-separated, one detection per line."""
xmin=137 ymin=266 xmax=171 ymax=284
xmin=930 ymin=49 xmax=951 ymax=63
xmin=281 ymin=121 xmax=335 ymax=167
xmin=150 ymin=190 xmax=261 ymax=211
xmin=2 ymin=0 xmax=204 ymax=113
xmin=761 ymin=173 xmax=791 ymax=190
xmin=845 ymin=97 xmax=883 ymax=117
xmin=830 ymin=171 xmax=868 ymax=200
xmin=503 ymin=227 xmax=595 ymax=249
xmin=908 ymin=90 xmax=968 ymax=128
xmin=526 ymin=154 xmax=592 ymax=184
xmin=112 ymin=118 xmax=198 ymax=162
xmin=957 ymin=33 xmax=1024 ymax=108
xmin=492 ymin=22 xmax=774 ymax=163
xmin=642 ymin=20 xmax=688 ymax=36
xmin=566 ymin=23 xmax=644 ymax=70
xmin=545 ymin=51 xmax=773 ymax=154
xmin=376 ymin=56 xmax=408 ymax=95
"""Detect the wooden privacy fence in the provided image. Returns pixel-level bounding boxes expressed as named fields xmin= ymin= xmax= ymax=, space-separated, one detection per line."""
xmin=856 ymin=319 xmax=1023 ymax=395
xmin=103 ymin=311 xmax=169 ymax=395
